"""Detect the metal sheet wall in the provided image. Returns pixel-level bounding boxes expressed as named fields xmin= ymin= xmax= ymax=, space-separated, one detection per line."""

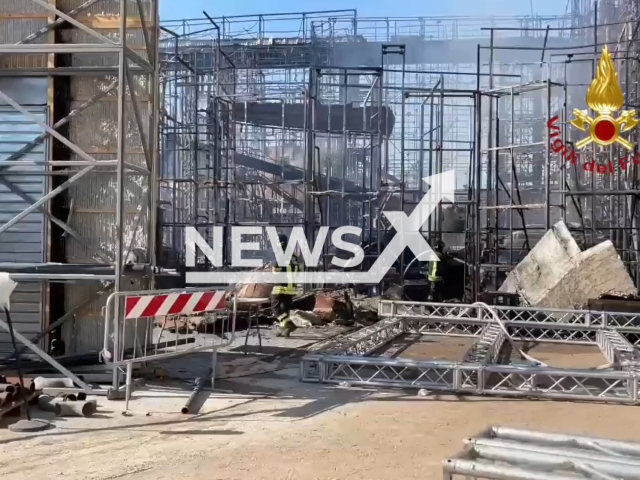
xmin=0 ymin=104 xmax=47 ymax=353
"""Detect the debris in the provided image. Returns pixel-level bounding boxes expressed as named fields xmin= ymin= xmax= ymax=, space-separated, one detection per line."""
xmin=238 ymin=283 xmax=273 ymax=299
xmin=34 ymin=377 xmax=75 ymax=391
xmin=38 ymin=394 xmax=98 ymax=417
xmin=312 ymin=290 xmax=354 ymax=322
xmin=182 ymin=372 xmax=211 ymax=415
xmin=37 ymin=395 xmax=58 ymax=413
xmin=290 ymin=310 xmax=323 ymax=327
xmin=313 ymin=294 xmax=338 ymax=320
xmin=53 ymin=399 xmax=97 ymax=418
xmin=156 ymin=316 xmax=190 ymax=333
xmin=383 ymin=284 xmax=404 ymax=300
xmin=500 ymin=221 xmax=637 ymax=308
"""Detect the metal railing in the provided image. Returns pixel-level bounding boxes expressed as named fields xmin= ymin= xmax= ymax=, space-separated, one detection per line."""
xmin=102 ymin=287 xmax=237 ymax=404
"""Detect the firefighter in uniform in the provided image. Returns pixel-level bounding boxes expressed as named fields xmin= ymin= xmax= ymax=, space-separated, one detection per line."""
xmin=271 ymin=233 xmax=300 ymax=337
xmin=427 ymin=240 xmax=446 ymax=302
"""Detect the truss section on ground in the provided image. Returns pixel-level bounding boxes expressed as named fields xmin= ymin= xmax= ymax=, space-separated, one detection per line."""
xmin=301 ymin=300 xmax=640 ymax=404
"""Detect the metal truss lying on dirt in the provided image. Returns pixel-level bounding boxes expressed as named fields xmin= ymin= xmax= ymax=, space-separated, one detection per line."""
xmin=444 ymin=426 xmax=640 ymax=479
xmin=300 ymin=301 xmax=640 ymax=404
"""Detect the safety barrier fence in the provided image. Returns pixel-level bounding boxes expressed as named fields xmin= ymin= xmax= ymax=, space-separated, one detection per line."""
xmin=102 ymin=287 xmax=236 ymax=402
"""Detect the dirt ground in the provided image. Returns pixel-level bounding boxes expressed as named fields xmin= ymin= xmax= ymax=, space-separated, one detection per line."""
xmin=0 ymin=332 xmax=636 ymax=480
xmin=0 ymin=365 xmax=639 ymax=480
xmin=393 ymin=336 xmax=476 ymax=361
xmin=511 ymin=342 xmax=606 ymax=368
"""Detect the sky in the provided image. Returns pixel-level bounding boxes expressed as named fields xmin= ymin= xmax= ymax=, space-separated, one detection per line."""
xmin=160 ymin=0 xmax=569 ymax=22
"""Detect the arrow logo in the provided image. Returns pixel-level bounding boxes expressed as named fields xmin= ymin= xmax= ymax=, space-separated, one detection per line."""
xmin=185 ymin=170 xmax=456 ymax=284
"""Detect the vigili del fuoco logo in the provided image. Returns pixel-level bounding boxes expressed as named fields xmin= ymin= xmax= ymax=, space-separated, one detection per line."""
xmin=547 ymin=46 xmax=640 ymax=173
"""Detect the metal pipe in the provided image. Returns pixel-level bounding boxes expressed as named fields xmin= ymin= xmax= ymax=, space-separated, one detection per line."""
xmin=444 ymin=458 xmax=581 ymax=480
xmin=468 ymin=442 xmax=640 ymax=478
xmin=181 ymin=370 xmax=212 ymax=414
xmin=34 ymin=377 xmax=75 ymax=390
xmin=112 ymin=0 xmax=128 ymax=392
xmin=0 ymin=384 xmax=16 ymax=393
xmin=52 ymin=399 xmax=97 ymax=417
xmin=490 ymin=426 xmax=640 ymax=457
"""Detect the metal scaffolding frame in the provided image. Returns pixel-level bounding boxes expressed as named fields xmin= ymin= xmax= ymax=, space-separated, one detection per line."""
xmin=158 ymin=10 xmax=586 ymax=292
xmin=0 ymin=1 xmax=159 ymax=357
xmin=475 ymin=0 xmax=640 ymax=296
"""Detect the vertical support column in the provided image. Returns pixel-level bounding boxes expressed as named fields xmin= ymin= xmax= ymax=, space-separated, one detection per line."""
xmin=509 ymin=87 xmax=515 ymax=267
xmin=45 ymin=0 xmax=57 ymax=349
xmin=474 ymin=43 xmax=483 ymax=300
xmin=438 ymin=76 xmax=445 ymax=238
xmin=545 ymin=77 xmax=552 ymax=230
xmin=400 ymin=46 xmax=406 ymax=279
xmin=487 ymin=29 xmax=495 ymax=279
xmin=112 ymin=0 xmax=128 ymax=390
xmin=148 ymin=0 xmax=160 ymax=286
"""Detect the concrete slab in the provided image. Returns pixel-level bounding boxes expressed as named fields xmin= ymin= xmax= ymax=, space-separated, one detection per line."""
xmin=539 ymin=240 xmax=637 ymax=309
xmin=500 ymin=221 xmax=636 ymax=308
xmin=499 ymin=221 xmax=580 ymax=303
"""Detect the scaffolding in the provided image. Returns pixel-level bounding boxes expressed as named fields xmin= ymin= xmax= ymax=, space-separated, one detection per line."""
xmin=161 ymin=9 xmax=632 ymax=298
xmin=476 ymin=0 xmax=640 ymax=295
xmin=0 ymin=0 xmax=159 ymax=356
xmin=7 ymin=2 xmax=640 ymax=365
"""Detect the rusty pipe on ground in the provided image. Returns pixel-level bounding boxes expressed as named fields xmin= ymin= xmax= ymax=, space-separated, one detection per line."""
xmin=181 ymin=369 xmax=212 ymax=415
xmin=4 ymin=377 xmax=35 ymax=393
xmin=0 ymin=391 xmax=13 ymax=407
xmin=0 ymin=383 xmax=15 ymax=393
xmin=53 ymin=399 xmax=97 ymax=417
xmin=38 ymin=395 xmax=61 ymax=415
xmin=38 ymin=395 xmax=97 ymax=417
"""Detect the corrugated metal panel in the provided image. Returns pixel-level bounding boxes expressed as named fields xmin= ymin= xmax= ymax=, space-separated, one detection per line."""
xmin=0 ymin=105 xmax=47 ymax=354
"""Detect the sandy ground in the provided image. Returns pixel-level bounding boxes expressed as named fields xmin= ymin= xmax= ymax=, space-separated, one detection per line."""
xmin=0 ymin=365 xmax=639 ymax=480
xmin=510 ymin=343 xmax=606 ymax=368
xmin=391 ymin=336 xmax=476 ymax=361
xmin=0 ymin=331 xmax=636 ymax=480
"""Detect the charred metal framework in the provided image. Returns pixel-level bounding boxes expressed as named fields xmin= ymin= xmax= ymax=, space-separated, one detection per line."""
xmin=476 ymin=0 xmax=640 ymax=295
xmin=301 ymin=300 xmax=640 ymax=404
xmin=0 ymin=1 xmax=159 ymax=355
xmin=4 ymin=3 xmax=640 ymax=362
xmin=158 ymin=3 xmax=640 ymax=299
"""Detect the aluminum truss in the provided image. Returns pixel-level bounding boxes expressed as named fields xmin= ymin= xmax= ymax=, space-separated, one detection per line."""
xmin=301 ymin=300 xmax=640 ymax=404
xmin=0 ymin=0 xmax=159 ymax=365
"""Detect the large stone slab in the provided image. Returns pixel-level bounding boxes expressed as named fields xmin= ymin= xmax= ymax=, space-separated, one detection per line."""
xmin=500 ymin=221 xmax=637 ymax=308
xmin=499 ymin=221 xmax=581 ymax=303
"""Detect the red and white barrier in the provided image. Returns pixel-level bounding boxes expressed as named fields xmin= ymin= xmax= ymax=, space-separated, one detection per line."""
xmin=124 ymin=290 xmax=226 ymax=319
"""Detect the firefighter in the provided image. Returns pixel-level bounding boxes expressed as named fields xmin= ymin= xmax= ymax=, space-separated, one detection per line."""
xmin=427 ymin=240 xmax=446 ymax=302
xmin=271 ymin=233 xmax=300 ymax=337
